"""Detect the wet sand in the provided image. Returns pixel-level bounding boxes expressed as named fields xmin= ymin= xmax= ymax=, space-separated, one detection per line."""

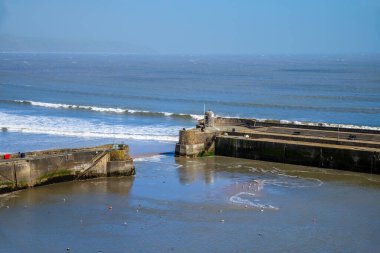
xmin=1 ymin=155 xmax=380 ymax=253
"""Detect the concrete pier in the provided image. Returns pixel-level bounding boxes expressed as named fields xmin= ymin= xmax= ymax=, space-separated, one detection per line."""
xmin=0 ymin=144 xmax=135 ymax=193
xmin=175 ymin=114 xmax=380 ymax=173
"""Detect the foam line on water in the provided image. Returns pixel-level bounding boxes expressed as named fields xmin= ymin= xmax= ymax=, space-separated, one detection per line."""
xmin=263 ymin=179 xmax=323 ymax=188
xmin=134 ymin=155 xmax=165 ymax=162
xmin=229 ymin=192 xmax=279 ymax=210
xmin=221 ymin=116 xmax=380 ymax=131
xmin=277 ymin=119 xmax=380 ymax=131
xmin=248 ymin=167 xmax=324 ymax=188
xmin=0 ymin=112 xmax=179 ymax=142
xmin=6 ymin=100 xmax=380 ymax=130
xmin=10 ymin=100 xmax=204 ymax=120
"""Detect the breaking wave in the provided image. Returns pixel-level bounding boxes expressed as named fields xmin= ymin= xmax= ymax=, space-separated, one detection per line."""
xmin=0 ymin=112 xmax=179 ymax=142
xmin=277 ymin=119 xmax=380 ymax=131
xmin=133 ymin=155 xmax=164 ymax=162
xmin=9 ymin=100 xmax=204 ymax=120
xmin=5 ymin=100 xmax=380 ymax=131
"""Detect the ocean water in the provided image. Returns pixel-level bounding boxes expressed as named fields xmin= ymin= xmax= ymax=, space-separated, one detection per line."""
xmin=0 ymin=53 xmax=380 ymax=153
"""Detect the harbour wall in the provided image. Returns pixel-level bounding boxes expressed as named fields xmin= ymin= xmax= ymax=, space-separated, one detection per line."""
xmin=175 ymin=129 xmax=216 ymax=157
xmin=215 ymin=136 xmax=380 ymax=173
xmin=176 ymin=116 xmax=380 ymax=174
xmin=0 ymin=145 xmax=135 ymax=193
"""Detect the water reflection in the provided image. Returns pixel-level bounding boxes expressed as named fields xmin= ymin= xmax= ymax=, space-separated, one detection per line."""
xmin=0 ymin=177 xmax=134 ymax=209
xmin=175 ymin=156 xmax=216 ymax=185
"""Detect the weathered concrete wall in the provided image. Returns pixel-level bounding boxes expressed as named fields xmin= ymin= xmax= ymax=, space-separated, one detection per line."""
xmin=0 ymin=162 xmax=16 ymax=192
xmin=82 ymin=152 xmax=110 ymax=179
xmin=178 ymin=129 xmax=216 ymax=145
xmin=107 ymin=160 xmax=135 ymax=177
xmin=175 ymin=129 xmax=217 ymax=157
xmin=13 ymin=161 xmax=31 ymax=188
xmin=0 ymin=145 xmax=135 ymax=194
xmin=215 ymin=137 xmax=380 ymax=174
xmin=175 ymin=143 xmax=206 ymax=157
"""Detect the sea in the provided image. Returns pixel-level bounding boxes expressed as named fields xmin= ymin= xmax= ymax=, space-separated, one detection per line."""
xmin=1 ymin=53 xmax=380 ymax=252
xmin=0 ymin=53 xmax=380 ymax=153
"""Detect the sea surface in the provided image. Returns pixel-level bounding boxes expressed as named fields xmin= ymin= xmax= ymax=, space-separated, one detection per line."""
xmin=0 ymin=53 xmax=380 ymax=152
xmin=1 ymin=53 xmax=380 ymax=252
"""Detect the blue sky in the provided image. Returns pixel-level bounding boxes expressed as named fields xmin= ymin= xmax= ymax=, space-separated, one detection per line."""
xmin=0 ymin=0 xmax=379 ymax=54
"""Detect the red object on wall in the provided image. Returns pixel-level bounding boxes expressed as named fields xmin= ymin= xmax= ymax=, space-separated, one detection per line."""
xmin=3 ymin=154 xmax=10 ymax=159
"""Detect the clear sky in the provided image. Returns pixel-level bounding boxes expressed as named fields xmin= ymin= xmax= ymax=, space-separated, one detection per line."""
xmin=0 ymin=0 xmax=379 ymax=54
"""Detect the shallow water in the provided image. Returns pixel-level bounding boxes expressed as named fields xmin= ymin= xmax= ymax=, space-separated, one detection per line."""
xmin=1 ymin=155 xmax=379 ymax=253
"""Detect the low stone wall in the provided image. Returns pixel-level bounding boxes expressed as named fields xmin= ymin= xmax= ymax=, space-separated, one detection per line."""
xmin=175 ymin=129 xmax=217 ymax=157
xmin=0 ymin=145 xmax=135 ymax=193
xmin=215 ymin=137 xmax=380 ymax=173
xmin=107 ymin=160 xmax=135 ymax=176
xmin=178 ymin=129 xmax=216 ymax=145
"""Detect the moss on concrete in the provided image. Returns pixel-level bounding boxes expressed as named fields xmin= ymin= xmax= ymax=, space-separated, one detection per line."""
xmin=110 ymin=150 xmax=126 ymax=161
xmin=198 ymin=150 xmax=215 ymax=157
xmin=37 ymin=168 xmax=73 ymax=184
xmin=0 ymin=181 xmax=14 ymax=186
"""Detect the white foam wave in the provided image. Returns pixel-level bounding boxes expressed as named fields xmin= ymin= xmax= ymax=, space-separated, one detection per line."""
xmin=263 ymin=179 xmax=323 ymax=188
xmin=134 ymin=155 xmax=164 ymax=162
xmin=278 ymin=119 xmax=380 ymax=131
xmin=264 ymin=118 xmax=380 ymax=131
xmin=13 ymin=100 xmax=203 ymax=120
xmin=0 ymin=112 xmax=179 ymax=142
xmin=11 ymin=100 xmax=379 ymax=130
xmin=248 ymin=167 xmax=324 ymax=188
xmin=215 ymin=116 xmax=380 ymax=131
xmin=229 ymin=192 xmax=279 ymax=210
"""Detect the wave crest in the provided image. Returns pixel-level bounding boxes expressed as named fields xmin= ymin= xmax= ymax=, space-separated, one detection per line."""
xmin=0 ymin=112 xmax=179 ymax=142
xmin=11 ymin=100 xmax=203 ymax=120
xmin=6 ymin=100 xmax=380 ymax=131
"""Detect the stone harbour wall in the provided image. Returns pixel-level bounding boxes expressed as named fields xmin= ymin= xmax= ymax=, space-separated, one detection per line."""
xmin=175 ymin=129 xmax=217 ymax=157
xmin=178 ymin=115 xmax=380 ymax=173
xmin=215 ymin=136 xmax=380 ymax=174
xmin=0 ymin=145 xmax=135 ymax=194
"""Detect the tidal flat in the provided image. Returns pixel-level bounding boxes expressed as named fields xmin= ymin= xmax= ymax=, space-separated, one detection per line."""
xmin=1 ymin=155 xmax=379 ymax=253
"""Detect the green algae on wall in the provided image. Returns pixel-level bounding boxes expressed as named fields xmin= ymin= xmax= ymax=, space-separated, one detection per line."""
xmin=36 ymin=168 xmax=74 ymax=185
xmin=198 ymin=150 xmax=215 ymax=157
xmin=110 ymin=150 xmax=126 ymax=161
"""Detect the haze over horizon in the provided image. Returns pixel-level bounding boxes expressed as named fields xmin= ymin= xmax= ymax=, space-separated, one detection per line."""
xmin=0 ymin=0 xmax=379 ymax=55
